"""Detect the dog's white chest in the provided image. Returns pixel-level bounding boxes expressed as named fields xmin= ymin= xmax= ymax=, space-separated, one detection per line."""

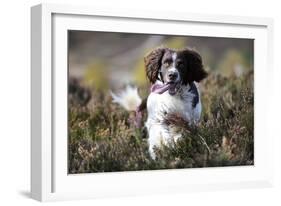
xmin=147 ymin=92 xmax=184 ymax=118
xmin=146 ymin=88 xmax=198 ymax=123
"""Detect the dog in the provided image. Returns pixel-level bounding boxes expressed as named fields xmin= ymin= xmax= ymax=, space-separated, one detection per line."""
xmin=111 ymin=47 xmax=207 ymax=159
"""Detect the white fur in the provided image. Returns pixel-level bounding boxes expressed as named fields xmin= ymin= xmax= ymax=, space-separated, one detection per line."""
xmin=172 ymin=53 xmax=177 ymax=65
xmin=145 ymin=81 xmax=201 ymax=159
xmin=164 ymin=53 xmax=180 ymax=83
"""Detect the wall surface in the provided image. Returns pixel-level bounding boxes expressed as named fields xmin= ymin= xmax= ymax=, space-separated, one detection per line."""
xmin=0 ymin=0 xmax=280 ymax=205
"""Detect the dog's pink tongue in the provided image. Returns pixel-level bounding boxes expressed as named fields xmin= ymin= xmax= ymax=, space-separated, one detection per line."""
xmin=151 ymin=83 xmax=171 ymax=94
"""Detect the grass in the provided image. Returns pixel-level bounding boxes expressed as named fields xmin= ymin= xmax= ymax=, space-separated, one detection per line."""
xmin=68 ymin=71 xmax=254 ymax=174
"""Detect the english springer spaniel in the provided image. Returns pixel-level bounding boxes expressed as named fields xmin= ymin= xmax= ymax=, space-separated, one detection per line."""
xmin=111 ymin=47 xmax=207 ymax=159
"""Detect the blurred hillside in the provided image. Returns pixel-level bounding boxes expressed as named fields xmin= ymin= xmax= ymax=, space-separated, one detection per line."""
xmin=68 ymin=31 xmax=253 ymax=89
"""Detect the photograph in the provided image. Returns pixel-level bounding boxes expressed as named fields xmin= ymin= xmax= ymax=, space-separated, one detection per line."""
xmin=67 ymin=30 xmax=254 ymax=174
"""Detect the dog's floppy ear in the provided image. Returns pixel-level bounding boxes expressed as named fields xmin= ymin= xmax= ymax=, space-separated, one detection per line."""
xmin=182 ymin=48 xmax=208 ymax=83
xmin=144 ymin=47 xmax=166 ymax=83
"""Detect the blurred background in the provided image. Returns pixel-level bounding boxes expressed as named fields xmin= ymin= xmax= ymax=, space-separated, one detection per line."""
xmin=68 ymin=31 xmax=253 ymax=90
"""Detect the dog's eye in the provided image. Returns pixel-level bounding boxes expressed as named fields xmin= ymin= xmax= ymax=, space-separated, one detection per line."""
xmin=164 ymin=62 xmax=170 ymax=67
xmin=177 ymin=62 xmax=184 ymax=68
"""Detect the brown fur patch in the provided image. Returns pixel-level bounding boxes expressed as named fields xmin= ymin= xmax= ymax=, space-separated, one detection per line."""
xmin=179 ymin=48 xmax=208 ymax=84
xmin=144 ymin=47 xmax=167 ymax=83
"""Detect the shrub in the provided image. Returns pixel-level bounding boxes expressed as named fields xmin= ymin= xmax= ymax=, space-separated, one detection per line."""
xmin=68 ymin=71 xmax=254 ymax=173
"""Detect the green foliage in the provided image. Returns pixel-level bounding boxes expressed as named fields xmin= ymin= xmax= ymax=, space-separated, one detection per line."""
xmin=84 ymin=61 xmax=109 ymax=90
xmin=68 ymin=71 xmax=254 ymax=174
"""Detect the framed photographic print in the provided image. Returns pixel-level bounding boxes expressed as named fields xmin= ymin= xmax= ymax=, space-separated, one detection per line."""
xmin=31 ymin=3 xmax=274 ymax=201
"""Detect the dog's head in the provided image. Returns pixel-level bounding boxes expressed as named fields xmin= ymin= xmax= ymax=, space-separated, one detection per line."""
xmin=144 ymin=47 xmax=207 ymax=95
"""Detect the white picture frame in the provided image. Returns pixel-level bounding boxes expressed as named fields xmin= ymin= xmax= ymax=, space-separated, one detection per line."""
xmin=31 ymin=3 xmax=274 ymax=202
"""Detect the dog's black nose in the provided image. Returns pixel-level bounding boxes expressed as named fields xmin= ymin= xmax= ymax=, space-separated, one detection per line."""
xmin=168 ymin=72 xmax=178 ymax=80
